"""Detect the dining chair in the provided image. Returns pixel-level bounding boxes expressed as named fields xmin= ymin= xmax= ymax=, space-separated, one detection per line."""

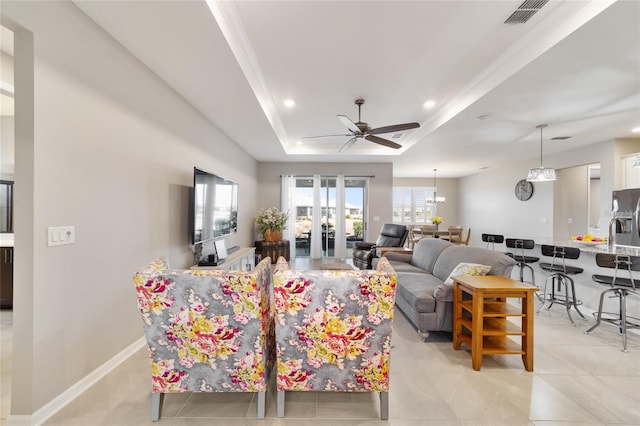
xmin=445 ymin=226 xmax=463 ymax=244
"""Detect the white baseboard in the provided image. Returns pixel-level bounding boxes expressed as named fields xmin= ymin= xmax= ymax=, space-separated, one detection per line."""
xmin=6 ymin=336 xmax=145 ymax=426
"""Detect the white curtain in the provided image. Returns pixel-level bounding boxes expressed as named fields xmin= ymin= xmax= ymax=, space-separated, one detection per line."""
xmin=281 ymin=175 xmax=297 ymax=261
xmin=310 ymin=175 xmax=323 ymax=259
xmin=334 ymin=175 xmax=347 ymax=259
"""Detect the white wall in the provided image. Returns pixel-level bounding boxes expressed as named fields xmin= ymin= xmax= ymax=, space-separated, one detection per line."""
xmin=458 ymin=138 xmax=634 ymax=247
xmin=2 ymin=1 xmax=258 ymax=417
xmin=256 ymin=162 xmax=393 ymax=242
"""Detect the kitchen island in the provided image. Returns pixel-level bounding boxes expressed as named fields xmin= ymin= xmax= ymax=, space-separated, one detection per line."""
xmin=501 ymin=241 xmax=640 ymax=322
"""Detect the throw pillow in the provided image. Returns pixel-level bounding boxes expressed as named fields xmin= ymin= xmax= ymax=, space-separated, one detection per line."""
xmin=444 ymin=262 xmax=492 ymax=285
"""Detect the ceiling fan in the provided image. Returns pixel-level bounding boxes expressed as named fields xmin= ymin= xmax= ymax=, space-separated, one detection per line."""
xmin=302 ymin=99 xmax=420 ymax=152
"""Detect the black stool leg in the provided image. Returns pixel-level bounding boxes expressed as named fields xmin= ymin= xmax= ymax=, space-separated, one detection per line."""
xmin=537 ymin=274 xmax=556 ymax=313
xmin=585 ymin=289 xmax=610 ymax=333
xmin=562 ymin=275 xmax=576 ymax=326
xmin=566 ymin=276 xmax=587 ymax=321
xmin=521 ymin=263 xmax=543 ymax=301
xmin=620 ymin=290 xmax=628 ymax=352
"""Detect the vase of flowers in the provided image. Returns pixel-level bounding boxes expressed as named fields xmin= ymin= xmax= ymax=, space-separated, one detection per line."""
xmin=254 ymin=207 xmax=288 ymax=242
xmin=431 ymin=216 xmax=443 ymax=232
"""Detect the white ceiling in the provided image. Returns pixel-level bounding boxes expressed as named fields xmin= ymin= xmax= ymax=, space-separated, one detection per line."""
xmin=54 ymin=1 xmax=640 ymax=177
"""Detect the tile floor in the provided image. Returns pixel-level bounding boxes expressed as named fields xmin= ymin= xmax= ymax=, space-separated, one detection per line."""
xmin=1 ymin=258 xmax=640 ymax=426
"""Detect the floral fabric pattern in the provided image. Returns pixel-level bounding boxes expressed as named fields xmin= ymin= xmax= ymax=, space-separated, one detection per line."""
xmin=133 ymin=257 xmax=274 ymax=394
xmin=273 ymin=256 xmax=397 ymax=393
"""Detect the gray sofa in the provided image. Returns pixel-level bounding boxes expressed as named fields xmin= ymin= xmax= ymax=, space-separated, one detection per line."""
xmin=382 ymin=237 xmax=516 ymax=339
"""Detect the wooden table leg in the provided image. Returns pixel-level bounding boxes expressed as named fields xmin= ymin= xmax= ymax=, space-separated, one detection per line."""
xmin=453 ymin=282 xmax=462 ymax=350
xmin=522 ymin=292 xmax=534 ymax=371
xmin=471 ymin=288 xmax=484 ymax=371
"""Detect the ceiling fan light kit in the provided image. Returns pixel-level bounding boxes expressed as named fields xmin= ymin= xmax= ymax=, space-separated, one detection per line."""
xmin=303 ymin=99 xmax=420 ymax=152
xmin=527 ymin=124 xmax=556 ymax=182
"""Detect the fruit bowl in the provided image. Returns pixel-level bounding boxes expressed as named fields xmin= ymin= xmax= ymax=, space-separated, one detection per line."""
xmin=572 ymin=234 xmax=606 ymax=246
xmin=574 ymin=240 xmax=606 ymax=246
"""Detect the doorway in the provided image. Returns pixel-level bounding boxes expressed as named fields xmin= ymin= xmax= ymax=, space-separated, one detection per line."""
xmin=292 ymin=176 xmax=367 ymax=260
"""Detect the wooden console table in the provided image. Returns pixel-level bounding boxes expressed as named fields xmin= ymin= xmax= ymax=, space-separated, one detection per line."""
xmin=255 ymin=240 xmax=290 ymax=264
xmin=452 ymin=275 xmax=538 ymax=371
xmin=191 ymin=247 xmax=256 ymax=271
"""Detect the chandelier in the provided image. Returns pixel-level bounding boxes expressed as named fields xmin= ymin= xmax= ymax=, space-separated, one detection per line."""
xmin=426 ymin=168 xmax=446 ymax=204
xmin=527 ymin=124 xmax=556 ymax=182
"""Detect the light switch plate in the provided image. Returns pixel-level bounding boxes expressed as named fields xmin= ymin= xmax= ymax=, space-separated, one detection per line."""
xmin=47 ymin=226 xmax=75 ymax=246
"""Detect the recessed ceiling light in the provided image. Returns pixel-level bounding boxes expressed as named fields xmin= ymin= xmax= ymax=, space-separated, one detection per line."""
xmin=632 ymin=127 xmax=640 ymax=133
xmin=423 ymin=100 xmax=435 ymax=109
xmin=284 ymin=99 xmax=295 ymax=108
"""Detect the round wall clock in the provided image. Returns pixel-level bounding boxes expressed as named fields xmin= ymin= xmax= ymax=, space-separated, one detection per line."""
xmin=515 ymin=179 xmax=533 ymax=201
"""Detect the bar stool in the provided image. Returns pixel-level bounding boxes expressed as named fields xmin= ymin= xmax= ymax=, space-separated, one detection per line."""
xmin=505 ymin=238 xmax=542 ymax=301
xmin=537 ymin=245 xmax=587 ymax=325
xmin=481 ymin=233 xmax=504 ymax=251
xmin=584 ymin=253 xmax=640 ymax=352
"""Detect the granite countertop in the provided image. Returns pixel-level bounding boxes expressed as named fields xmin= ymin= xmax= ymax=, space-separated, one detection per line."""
xmin=0 ymin=233 xmax=14 ymax=248
xmin=563 ymin=240 xmax=640 ymax=257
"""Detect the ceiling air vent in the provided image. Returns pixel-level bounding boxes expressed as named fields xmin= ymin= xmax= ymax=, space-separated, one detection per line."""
xmin=504 ymin=0 xmax=549 ymax=25
xmin=551 ymin=136 xmax=572 ymax=140
xmin=391 ymin=133 xmax=405 ymax=139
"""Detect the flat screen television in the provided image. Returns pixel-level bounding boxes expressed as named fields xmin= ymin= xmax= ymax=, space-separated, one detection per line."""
xmin=192 ymin=167 xmax=238 ymax=244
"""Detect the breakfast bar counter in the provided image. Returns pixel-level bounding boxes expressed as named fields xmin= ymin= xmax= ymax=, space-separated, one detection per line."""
xmin=515 ymin=241 xmax=640 ymax=321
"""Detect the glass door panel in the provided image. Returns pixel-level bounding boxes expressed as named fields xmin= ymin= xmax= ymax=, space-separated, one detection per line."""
xmin=321 ymin=177 xmax=336 ymax=257
xmin=345 ymin=178 xmax=366 ymax=255
xmin=294 ymin=178 xmax=312 ymax=257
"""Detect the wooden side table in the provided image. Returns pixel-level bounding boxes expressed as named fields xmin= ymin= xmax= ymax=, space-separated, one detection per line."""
xmin=452 ymin=275 xmax=538 ymax=371
xmin=255 ymin=240 xmax=290 ymax=264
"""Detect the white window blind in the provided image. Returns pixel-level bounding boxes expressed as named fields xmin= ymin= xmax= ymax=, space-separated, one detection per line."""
xmin=393 ymin=187 xmax=436 ymax=224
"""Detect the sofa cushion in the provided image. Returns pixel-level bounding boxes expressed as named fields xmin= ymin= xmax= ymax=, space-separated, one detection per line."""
xmin=395 ymin=272 xmax=442 ymax=313
xmin=432 ymin=245 xmax=515 ymax=282
xmin=410 ymin=238 xmax=453 ymax=273
xmin=443 ymin=262 xmax=492 ymax=285
xmin=385 ymin=260 xmax=426 ymax=274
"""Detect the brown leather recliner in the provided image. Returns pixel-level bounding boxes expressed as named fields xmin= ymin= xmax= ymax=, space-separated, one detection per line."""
xmin=352 ymin=224 xmax=408 ymax=269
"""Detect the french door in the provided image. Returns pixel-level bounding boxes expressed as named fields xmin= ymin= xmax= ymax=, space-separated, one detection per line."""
xmin=288 ymin=176 xmax=367 ymax=260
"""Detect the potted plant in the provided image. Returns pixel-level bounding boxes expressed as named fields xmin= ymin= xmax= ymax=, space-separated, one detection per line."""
xmin=254 ymin=207 xmax=288 ymax=242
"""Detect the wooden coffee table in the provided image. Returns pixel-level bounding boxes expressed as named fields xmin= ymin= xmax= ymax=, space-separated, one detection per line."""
xmin=452 ymin=275 xmax=538 ymax=371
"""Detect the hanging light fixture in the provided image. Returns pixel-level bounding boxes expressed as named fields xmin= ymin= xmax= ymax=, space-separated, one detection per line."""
xmin=426 ymin=168 xmax=446 ymax=204
xmin=527 ymin=124 xmax=556 ymax=182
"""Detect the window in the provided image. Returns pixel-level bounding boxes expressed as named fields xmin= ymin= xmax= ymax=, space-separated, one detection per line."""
xmin=393 ymin=187 xmax=436 ymax=224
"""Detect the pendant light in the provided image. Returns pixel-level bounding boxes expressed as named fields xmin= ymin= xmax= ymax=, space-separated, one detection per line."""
xmin=527 ymin=124 xmax=556 ymax=182
xmin=426 ymin=169 xmax=446 ymax=204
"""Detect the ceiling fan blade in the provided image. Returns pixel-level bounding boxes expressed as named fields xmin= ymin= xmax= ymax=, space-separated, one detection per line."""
xmin=369 ymin=122 xmax=420 ymax=135
xmin=365 ymin=134 xmax=402 ymax=149
xmin=339 ymin=137 xmax=358 ymax=152
xmin=301 ymin=134 xmax=352 ymax=140
xmin=337 ymin=115 xmax=361 ymax=134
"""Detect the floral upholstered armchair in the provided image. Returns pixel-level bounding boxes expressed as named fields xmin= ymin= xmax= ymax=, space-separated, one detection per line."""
xmin=132 ymin=257 xmax=275 ymax=420
xmin=273 ymin=256 xmax=397 ymax=419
